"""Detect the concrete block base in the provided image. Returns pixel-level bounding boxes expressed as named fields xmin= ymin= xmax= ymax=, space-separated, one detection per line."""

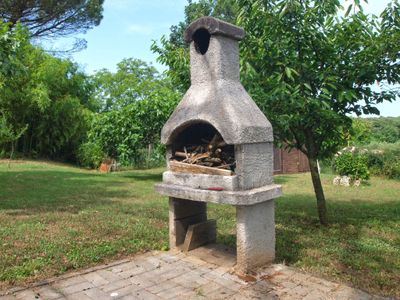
xmin=236 ymin=200 xmax=275 ymax=273
xmin=168 ymin=196 xmax=276 ymax=273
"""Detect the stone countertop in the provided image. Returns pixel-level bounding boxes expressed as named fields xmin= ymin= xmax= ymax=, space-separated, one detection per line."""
xmin=155 ymin=183 xmax=281 ymax=206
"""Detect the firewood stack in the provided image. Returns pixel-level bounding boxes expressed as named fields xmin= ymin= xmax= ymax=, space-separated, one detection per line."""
xmin=171 ymin=133 xmax=235 ymax=171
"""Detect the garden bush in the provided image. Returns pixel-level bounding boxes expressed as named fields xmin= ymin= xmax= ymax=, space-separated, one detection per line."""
xmin=383 ymin=161 xmax=400 ymax=180
xmin=129 ymin=143 xmax=166 ymax=169
xmin=77 ymin=141 xmax=105 ymax=169
xmin=363 ymin=142 xmax=400 ymax=179
xmin=333 ymin=149 xmax=370 ymax=180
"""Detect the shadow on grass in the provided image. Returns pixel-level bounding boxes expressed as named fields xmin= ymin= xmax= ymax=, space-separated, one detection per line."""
xmin=121 ymin=172 xmax=162 ymax=182
xmin=273 ymin=175 xmax=292 ymax=184
xmin=0 ymin=170 xmax=132 ymax=213
xmin=211 ymin=191 xmax=399 ymax=296
xmin=274 ymin=193 xmax=400 ymax=296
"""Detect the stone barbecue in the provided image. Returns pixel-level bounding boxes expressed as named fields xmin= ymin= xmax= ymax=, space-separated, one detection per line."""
xmin=155 ymin=16 xmax=282 ymax=273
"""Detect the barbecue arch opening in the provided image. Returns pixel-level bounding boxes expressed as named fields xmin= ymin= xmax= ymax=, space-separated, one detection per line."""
xmin=170 ymin=122 xmax=235 ymax=172
xmin=193 ymin=28 xmax=210 ymax=55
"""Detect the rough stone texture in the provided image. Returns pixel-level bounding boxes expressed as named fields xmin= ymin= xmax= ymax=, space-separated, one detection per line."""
xmin=169 ymin=198 xmax=207 ymax=219
xmin=190 ymin=34 xmax=240 ymax=84
xmin=163 ymin=171 xmax=239 ymax=191
xmin=184 ymin=16 xmax=245 ymax=43
xmin=161 ymin=32 xmax=273 ymax=145
xmin=156 ymin=183 xmax=281 ymax=206
xmin=169 ymin=198 xmax=207 ymax=248
xmin=236 ymin=200 xmax=275 ymax=273
xmin=165 ymin=147 xmax=173 ymax=169
xmin=2 ymin=249 xmax=391 ymax=300
xmin=235 ymin=142 xmax=274 ymax=190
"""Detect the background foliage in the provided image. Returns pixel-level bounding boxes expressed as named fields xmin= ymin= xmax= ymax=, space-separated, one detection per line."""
xmin=336 ymin=117 xmax=400 ymax=180
xmin=0 ymin=22 xmax=93 ymax=161
xmin=1 ymin=1 xmax=399 ymax=184
xmin=81 ymin=58 xmax=181 ymax=168
xmin=0 ymin=21 xmax=180 ymax=167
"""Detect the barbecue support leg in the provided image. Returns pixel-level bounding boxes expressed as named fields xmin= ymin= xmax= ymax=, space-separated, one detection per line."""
xmin=236 ymin=200 xmax=275 ymax=273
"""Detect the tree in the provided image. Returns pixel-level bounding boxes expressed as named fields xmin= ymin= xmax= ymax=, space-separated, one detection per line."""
xmin=345 ymin=118 xmax=372 ymax=146
xmin=0 ymin=21 xmax=93 ymax=161
xmin=0 ymin=21 xmax=28 ymax=87
xmin=237 ymin=0 xmax=400 ymax=224
xmin=0 ymin=21 xmax=31 ymax=158
xmin=84 ymin=58 xmax=181 ymax=166
xmin=368 ymin=117 xmax=400 ymax=143
xmin=0 ymin=0 xmax=104 ymax=38
xmin=153 ymin=0 xmax=400 ymax=225
xmin=0 ymin=113 xmax=27 ymax=166
xmin=344 ymin=116 xmax=400 ymax=146
xmin=90 ymin=58 xmax=161 ymax=112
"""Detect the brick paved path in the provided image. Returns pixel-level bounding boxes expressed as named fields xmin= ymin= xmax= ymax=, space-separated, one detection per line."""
xmin=0 ymin=246 xmax=390 ymax=300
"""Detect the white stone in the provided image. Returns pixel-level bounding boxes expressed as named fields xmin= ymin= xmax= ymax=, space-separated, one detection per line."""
xmin=333 ymin=176 xmax=341 ymax=185
xmin=340 ymin=176 xmax=351 ymax=186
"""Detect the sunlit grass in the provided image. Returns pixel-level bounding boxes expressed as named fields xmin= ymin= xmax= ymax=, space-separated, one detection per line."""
xmin=0 ymin=160 xmax=399 ymax=297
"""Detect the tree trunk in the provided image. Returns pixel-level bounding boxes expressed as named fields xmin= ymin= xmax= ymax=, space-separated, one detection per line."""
xmin=29 ymin=132 xmax=34 ymax=154
xmin=308 ymin=156 xmax=328 ymax=225
xmin=147 ymin=143 xmax=153 ymax=168
xmin=8 ymin=141 xmax=14 ymax=169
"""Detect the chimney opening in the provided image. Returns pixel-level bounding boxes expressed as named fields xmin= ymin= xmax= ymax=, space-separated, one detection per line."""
xmin=193 ymin=28 xmax=210 ymax=55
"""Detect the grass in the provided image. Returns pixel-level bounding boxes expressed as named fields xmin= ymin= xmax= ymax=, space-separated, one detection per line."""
xmin=0 ymin=160 xmax=168 ymax=289
xmin=0 ymin=160 xmax=399 ymax=297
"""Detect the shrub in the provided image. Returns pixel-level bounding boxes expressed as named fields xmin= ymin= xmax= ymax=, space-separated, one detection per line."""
xmin=364 ymin=151 xmax=384 ymax=175
xmin=127 ymin=143 xmax=166 ymax=169
xmin=77 ymin=141 xmax=105 ymax=169
xmin=333 ymin=150 xmax=370 ymax=180
xmin=383 ymin=161 xmax=400 ymax=179
xmin=363 ymin=142 xmax=400 ymax=179
xmin=364 ymin=141 xmax=400 ymax=157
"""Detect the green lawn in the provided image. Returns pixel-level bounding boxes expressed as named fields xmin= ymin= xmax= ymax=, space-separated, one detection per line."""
xmin=0 ymin=161 xmax=399 ymax=297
